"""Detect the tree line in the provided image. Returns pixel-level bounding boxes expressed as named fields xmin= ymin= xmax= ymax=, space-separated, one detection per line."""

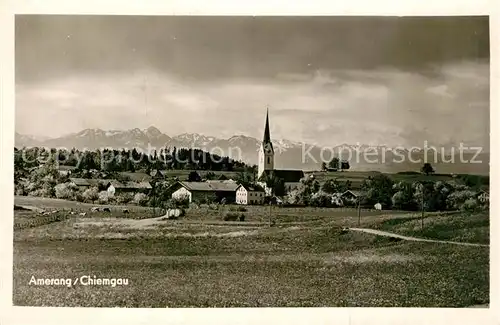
xmin=14 ymin=146 xmax=251 ymax=174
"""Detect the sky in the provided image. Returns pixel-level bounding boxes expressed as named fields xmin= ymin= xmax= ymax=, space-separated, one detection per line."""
xmin=15 ymin=15 xmax=489 ymax=149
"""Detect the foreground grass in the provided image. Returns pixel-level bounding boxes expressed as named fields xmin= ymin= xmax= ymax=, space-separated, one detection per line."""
xmin=13 ymin=219 xmax=489 ymax=307
xmin=374 ymin=212 xmax=489 ymax=244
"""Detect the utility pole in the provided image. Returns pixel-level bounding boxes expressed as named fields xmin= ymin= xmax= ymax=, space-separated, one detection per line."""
xmin=269 ymin=202 xmax=272 ymax=227
xmin=357 ymin=197 xmax=361 ymax=227
xmin=420 ymin=183 xmax=425 ymax=230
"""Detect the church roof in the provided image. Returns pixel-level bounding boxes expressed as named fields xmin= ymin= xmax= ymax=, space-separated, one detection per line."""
xmin=262 ymin=108 xmax=274 ymax=151
xmin=259 ymin=169 xmax=305 ymax=183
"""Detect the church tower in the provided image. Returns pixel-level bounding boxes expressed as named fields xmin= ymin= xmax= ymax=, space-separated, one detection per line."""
xmin=258 ymin=108 xmax=274 ymax=179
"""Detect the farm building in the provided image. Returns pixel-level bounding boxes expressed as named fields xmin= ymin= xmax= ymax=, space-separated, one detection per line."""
xmin=341 ymin=190 xmax=365 ymax=206
xmin=107 ymin=180 xmax=152 ymax=196
xmin=235 ymin=184 xmax=266 ymax=205
xmin=69 ymin=178 xmax=110 ymax=190
xmin=170 ymin=181 xmax=239 ymax=203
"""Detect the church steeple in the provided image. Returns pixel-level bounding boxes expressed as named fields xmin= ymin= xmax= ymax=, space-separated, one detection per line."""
xmin=262 ymin=107 xmax=273 ymax=151
xmin=258 ymin=107 xmax=274 ymax=179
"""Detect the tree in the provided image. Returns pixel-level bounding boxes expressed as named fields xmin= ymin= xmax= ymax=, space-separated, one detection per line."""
xmin=205 ymin=171 xmax=216 ymax=180
xmin=288 ymin=176 xmax=321 ymax=205
xmin=328 ymin=157 xmax=340 ymax=171
xmin=321 ymin=162 xmax=328 ymax=172
xmin=340 ymin=160 xmax=350 ymax=171
xmin=236 ymin=171 xmax=254 ymax=187
xmin=391 ymin=181 xmax=416 ymax=210
xmin=310 ymin=191 xmax=332 ymax=207
xmin=187 ymin=171 xmax=202 ymax=182
xmin=446 ymin=189 xmax=477 ymax=211
xmin=321 ymin=179 xmax=340 ymax=194
xmin=54 ymin=182 xmax=78 ymax=200
xmin=421 ymin=163 xmax=435 ymax=176
xmin=265 ymin=173 xmax=286 ymax=197
xmin=361 ymin=174 xmax=394 ymax=208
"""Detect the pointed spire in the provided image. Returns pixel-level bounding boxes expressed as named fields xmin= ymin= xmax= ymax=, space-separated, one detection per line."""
xmin=263 ymin=107 xmax=271 ymax=143
xmin=262 ymin=107 xmax=273 ymax=152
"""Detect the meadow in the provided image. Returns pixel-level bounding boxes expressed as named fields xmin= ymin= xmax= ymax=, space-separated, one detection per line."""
xmin=12 ymin=197 xmax=489 ymax=307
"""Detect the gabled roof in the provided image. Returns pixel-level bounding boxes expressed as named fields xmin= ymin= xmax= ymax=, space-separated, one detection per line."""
xmin=58 ymin=165 xmax=77 ymax=171
xmin=177 ymin=181 xmax=239 ymax=192
xmin=69 ymin=178 xmax=92 ymax=186
xmin=342 ymin=190 xmax=365 ymax=197
xmin=259 ymin=169 xmax=305 ymax=183
xmin=236 ymin=184 xmax=265 ymax=192
xmin=110 ymin=180 xmax=152 ymax=189
xmin=69 ymin=178 xmax=110 ymax=187
xmin=207 ymin=179 xmax=236 ymax=184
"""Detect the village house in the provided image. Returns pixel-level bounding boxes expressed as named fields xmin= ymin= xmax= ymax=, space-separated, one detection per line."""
xmin=340 ymin=190 xmax=364 ymax=206
xmin=170 ymin=181 xmax=239 ymax=203
xmin=58 ymin=165 xmax=76 ymax=177
xmin=235 ymin=184 xmax=266 ymax=205
xmin=107 ymin=180 xmax=152 ymax=197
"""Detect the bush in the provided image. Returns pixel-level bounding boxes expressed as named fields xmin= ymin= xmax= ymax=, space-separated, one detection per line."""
xmin=397 ymin=171 xmax=421 ymax=175
xmin=82 ymin=187 xmax=99 ymax=203
xmin=98 ymin=191 xmax=109 ymax=204
xmin=446 ymin=190 xmax=477 ymax=210
xmin=74 ymin=191 xmax=85 ymax=202
xmin=28 ymin=188 xmax=53 ymax=198
xmin=223 ymin=212 xmax=239 ymax=221
xmin=54 ymin=182 xmax=77 ymax=200
xmin=462 ymin=198 xmax=479 ymax=212
xmin=133 ymin=193 xmax=149 ymax=206
xmin=15 ymin=184 xmax=26 ymax=196
xmin=309 ymin=191 xmax=332 ymax=207
xmin=115 ymin=193 xmax=134 ymax=204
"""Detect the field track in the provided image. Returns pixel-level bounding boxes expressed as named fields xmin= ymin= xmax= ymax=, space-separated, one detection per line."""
xmin=349 ymin=228 xmax=489 ymax=247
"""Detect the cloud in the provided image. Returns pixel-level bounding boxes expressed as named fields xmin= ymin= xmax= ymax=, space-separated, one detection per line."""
xmin=15 ymin=60 xmax=489 ymax=149
xmin=426 ymin=85 xmax=455 ymax=98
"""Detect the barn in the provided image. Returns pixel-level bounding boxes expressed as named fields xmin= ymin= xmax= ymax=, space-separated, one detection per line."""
xmin=170 ymin=181 xmax=239 ymax=204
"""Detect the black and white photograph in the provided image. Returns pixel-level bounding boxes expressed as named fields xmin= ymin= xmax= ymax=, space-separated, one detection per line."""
xmin=6 ymin=10 xmax=493 ymax=313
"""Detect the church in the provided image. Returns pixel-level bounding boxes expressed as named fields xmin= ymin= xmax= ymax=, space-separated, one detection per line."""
xmin=257 ymin=109 xmax=305 ymax=195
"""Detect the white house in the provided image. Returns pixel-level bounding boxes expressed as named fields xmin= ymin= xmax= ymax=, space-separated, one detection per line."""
xmin=236 ymin=184 xmax=266 ymax=205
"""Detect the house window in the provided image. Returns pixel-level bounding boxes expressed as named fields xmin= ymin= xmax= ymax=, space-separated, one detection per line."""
xmin=267 ymin=157 xmax=270 ymax=164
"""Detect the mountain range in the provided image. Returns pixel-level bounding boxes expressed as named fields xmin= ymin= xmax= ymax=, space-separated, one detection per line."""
xmin=15 ymin=126 xmax=489 ymax=175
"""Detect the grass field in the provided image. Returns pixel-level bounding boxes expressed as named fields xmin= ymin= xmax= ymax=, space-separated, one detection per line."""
xmin=14 ymin=195 xmax=152 ymax=213
xmin=12 ymin=196 xmax=489 ymax=307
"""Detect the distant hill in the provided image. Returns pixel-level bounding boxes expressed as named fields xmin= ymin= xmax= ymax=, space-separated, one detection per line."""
xmin=15 ymin=127 xmax=489 ymax=175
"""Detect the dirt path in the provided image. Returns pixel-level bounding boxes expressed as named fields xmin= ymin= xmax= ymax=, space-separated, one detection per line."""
xmin=349 ymin=228 xmax=489 ymax=247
